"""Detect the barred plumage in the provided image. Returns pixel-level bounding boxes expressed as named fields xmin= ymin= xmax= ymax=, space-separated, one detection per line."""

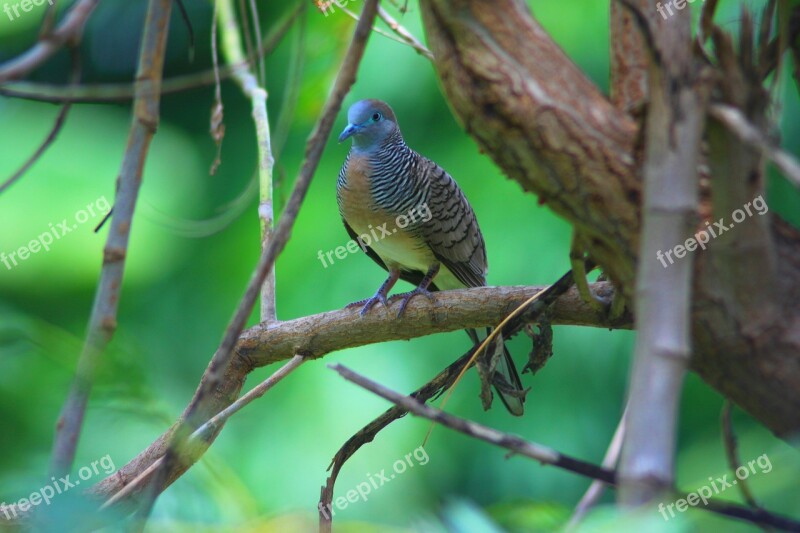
xmin=336 ymin=99 xmax=526 ymax=416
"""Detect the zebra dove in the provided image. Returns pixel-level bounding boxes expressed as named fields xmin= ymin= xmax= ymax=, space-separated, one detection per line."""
xmin=336 ymin=99 xmax=526 ymax=416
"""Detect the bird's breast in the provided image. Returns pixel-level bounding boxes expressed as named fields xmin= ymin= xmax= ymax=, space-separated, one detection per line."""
xmin=338 ymin=154 xmax=435 ymax=273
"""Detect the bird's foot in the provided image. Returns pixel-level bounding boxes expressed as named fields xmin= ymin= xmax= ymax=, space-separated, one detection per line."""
xmin=392 ymin=287 xmax=435 ymax=318
xmin=346 ymin=292 xmax=389 ymax=317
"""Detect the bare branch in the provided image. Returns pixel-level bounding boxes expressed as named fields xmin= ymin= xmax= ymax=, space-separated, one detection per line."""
xmin=0 ymin=45 xmax=80 ymax=195
xmin=89 ymin=282 xmax=624 ymax=505
xmin=331 ymin=364 xmax=800 ymax=532
xmin=217 ymin=0 xmax=278 ymax=322
xmin=721 ymin=402 xmax=762 ymax=512
xmin=331 ymin=363 xmax=615 ymax=481
xmin=138 ymin=0 xmax=381 ymax=511
xmin=619 ymin=0 xmax=708 ymax=505
xmin=100 ymin=355 xmax=305 ymax=510
xmin=0 ymin=0 xmax=99 ymax=82
xmin=0 ymin=3 xmax=304 ymax=104
xmin=240 ymin=282 xmax=626 ymax=366
xmin=710 ymin=103 xmax=800 ymax=189
xmin=567 ymin=407 xmax=627 ymax=529
xmin=50 ymin=0 xmax=173 ymax=477
xmin=377 ymin=5 xmax=434 ymax=61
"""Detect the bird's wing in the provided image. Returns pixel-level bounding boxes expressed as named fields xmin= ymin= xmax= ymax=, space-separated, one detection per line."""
xmin=415 ymin=157 xmax=488 ymax=288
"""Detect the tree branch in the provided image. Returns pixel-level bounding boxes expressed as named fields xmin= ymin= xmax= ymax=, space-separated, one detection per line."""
xmin=331 ymin=364 xmax=800 ymax=532
xmin=130 ymin=0 xmax=381 ymax=514
xmin=238 ymin=282 xmax=628 ymax=366
xmin=0 ymin=0 xmax=99 ymax=82
xmin=216 ymin=0 xmax=278 ymax=322
xmin=0 ymin=2 xmax=304 ymax=104
xmin=418 ymin=0 xmax=800 ymax=439
xmin=619 ymin=1 xmax=709 ymax=505
xmin=49 ymin=0 xmax=173 ymax=477
xmin=88 ymin=282 xmax=624 ymax=504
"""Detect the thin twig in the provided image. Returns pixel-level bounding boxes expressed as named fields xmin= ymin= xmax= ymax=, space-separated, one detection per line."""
xmin=49 ymin=0 xmax=174 ymax=478
xmin=567 ymin=406 xmax=628 ymax=529
xmin=100 ymin=354 xmax=305 ymax=510
xmin=247 ymin=0 xmax=266 ymax=86
xmin=331 ymin=364 xmax=800 ymax=532
xmin=209 ymin=0 xmax=225 ymax=176
xmin=0 ymin=0 xmax=99 ymax=82
xmin=0 ymin=2 xmax=304 ymax=104
xmin=710 ymin=103 xmax=800 ymax=189
xmin=721 ymin=402 xmax=762 ymax=511
xmin=38 ymin=0 xmax=59 ymax=37
xmin=139 ymin=0 xmax=380 ymax=514
xmin=0 ymin=44 xmax=80 ymax=195
xmin=377 ymin=5 xmax=434 ymax=61
xmin=331 ymin=364 xmax=615 ymax=477
xmin=272 ymin=10 xmax=307 ymax=162
xmin=319 ymin=266 xmax=595 ymax=532
xmin=217 ymin=0 xmax=277 ymax=322
xmin=340 ymin=5 xmax=433 ymax=61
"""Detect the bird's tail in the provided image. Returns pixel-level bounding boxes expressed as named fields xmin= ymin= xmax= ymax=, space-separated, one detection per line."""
xmin=467 ymin=328 xmax=527 ymax=416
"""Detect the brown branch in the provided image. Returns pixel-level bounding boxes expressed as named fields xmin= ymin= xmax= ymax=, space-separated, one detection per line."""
xmin=377 ymin=5 xmax=434 ymax=61
xmin=49 ymin=0 xmax=173 ymax=477
xmin=0 ymin=2 xmax=304 ymax=104
xmin=133 ymin=0 xmax=381 ymax=515
xmin=318 ymin=268 xmax=608 ymax=531
xmin=0 ymin=0 xmax=99 ymax=82
xmin=420 ymin=0 xmax=640 ymax=297
xmin=330 ymin=364 xmax=800 ymax=532
xmin=0 ymin=44 xmax=80 ymax=195
xmin=320 ymin=348 xmax=474 ymax=533
xmin=239 ymin=282 xmax=627 ymax=366
xmin=87 ymin=282 xmax=624 ymax=505
xmin=331 ymin=363 xmax=617 ymax=480
xmin=609 ymin=0 xmax=651 ymax=113
xmin=99 ymin=354 xmax=305 ymax=510
xmin=721 ymin=402 xmax=762 ymax=512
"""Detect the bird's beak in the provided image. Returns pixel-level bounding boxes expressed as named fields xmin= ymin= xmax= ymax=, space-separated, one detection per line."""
xmin=338 ymin=123 xmax=359 ymax=143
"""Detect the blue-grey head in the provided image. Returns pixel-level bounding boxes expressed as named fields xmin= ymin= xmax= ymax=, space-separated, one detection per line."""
xmin=338 ymin=99 xmax=400 ymax=149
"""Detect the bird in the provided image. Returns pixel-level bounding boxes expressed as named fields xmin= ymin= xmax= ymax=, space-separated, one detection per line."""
xmin=335 ymin=99 xmax=526 ymax=416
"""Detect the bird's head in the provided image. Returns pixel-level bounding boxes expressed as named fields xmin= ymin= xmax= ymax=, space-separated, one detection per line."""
xmin=338 ymin=99 xmax=399 ymax=149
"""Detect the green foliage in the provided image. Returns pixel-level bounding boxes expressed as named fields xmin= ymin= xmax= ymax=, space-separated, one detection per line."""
xmin=0 ymin=1 xmax=798 ymax=531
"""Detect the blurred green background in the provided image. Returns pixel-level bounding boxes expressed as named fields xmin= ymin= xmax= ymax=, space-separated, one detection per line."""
xmin=1 ymin=1 xmax=798 ymax=531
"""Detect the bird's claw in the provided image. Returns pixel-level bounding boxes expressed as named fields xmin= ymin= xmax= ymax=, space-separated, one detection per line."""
xmin=393 ymin=287 xmax=434 ymax=318
xmin=347 ymin=292 xmax=389 ymax=317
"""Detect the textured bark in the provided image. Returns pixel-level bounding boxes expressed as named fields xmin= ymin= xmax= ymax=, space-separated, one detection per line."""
xmin=609 ymin=0 xmax=651 ymax=112
xmin=420 ymin=0 xmax=800 ymax=438
xmin=90 ymin=283 xmax=624 ymax=501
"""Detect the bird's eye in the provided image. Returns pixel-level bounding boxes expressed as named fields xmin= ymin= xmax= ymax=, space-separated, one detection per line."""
xmin=372 ymin=112 xmax=382 ymax=121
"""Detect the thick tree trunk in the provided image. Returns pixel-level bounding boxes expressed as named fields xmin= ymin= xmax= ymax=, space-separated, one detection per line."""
xmin=420 ymin=0 xmax=800 ymax=438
